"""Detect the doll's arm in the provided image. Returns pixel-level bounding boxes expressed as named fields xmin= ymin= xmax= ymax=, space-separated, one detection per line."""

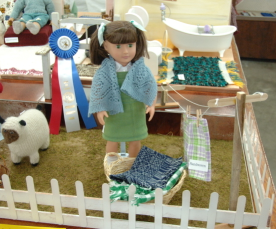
xmin=45 ymin=0 xmax=55 ymax=20
xmin=10 ymin=0 xmax=24 ymax=20
xmin=146 ymin=96 xmax=157 ymax=121
xmin=97 ymin=111 xmax=109 ymax=125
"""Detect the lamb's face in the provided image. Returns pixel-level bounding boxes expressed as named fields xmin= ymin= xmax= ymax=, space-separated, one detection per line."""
xmin=2 ymin=128 xmax=19 ymax=144
xmin=1 ymin=116 xmax=25 ymax=144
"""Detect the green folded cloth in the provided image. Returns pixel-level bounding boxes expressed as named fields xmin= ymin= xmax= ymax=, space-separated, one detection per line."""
xmin=109 ymin=162 xmax=187 ymax=206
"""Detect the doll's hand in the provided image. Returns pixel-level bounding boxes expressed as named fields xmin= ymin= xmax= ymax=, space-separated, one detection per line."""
xmin=146 ymin=97 xmax=157 ymax=121
xmin=97 ymin=111 xmax=108 ymax=125
xmin=146 ymin=105 xmax=155 ymax=121
xmin=8 ymin=18 xmax=14 ymax=26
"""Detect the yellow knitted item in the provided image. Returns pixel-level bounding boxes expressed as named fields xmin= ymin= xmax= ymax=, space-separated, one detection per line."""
xmin=226 ymin=61 xmax=244 ymax=88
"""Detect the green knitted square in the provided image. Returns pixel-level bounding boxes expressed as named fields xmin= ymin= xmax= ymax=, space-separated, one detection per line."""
xmin=171 ymin=56 xmax=228 ymax=87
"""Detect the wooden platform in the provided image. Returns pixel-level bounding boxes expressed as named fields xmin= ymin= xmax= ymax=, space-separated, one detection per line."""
xmin=1 ymin=40 xmax=276 ymax=229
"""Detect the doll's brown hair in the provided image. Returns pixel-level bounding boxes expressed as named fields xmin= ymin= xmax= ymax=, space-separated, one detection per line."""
xmin=89 ymin=21 xmax=149 ymax=65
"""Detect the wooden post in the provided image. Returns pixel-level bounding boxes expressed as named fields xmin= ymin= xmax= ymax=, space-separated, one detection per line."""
xmin=161 ymin=90 xmax=168 ymax=106
xmin=229 ymin=91 xmax=246 ymax=211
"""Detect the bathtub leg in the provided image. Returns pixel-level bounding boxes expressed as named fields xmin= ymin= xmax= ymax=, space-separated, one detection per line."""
xmin=178 ymin=49 xmax=185 ymax=57
xmin=219 ymin=50 xmax=225 ymax=57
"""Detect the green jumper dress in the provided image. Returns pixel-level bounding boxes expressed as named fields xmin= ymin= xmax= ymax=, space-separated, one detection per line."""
xmin=102 ymin=72 xmax=148 ymax=142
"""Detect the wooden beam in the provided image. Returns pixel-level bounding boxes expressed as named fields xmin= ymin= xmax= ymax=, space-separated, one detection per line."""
xmin=155 ymin=102 xmax=180 ymax=109
xmin=208 ymin=93 xmax=268 ymax=107
xmin=229 ymin=91 xmax=246 ymax=211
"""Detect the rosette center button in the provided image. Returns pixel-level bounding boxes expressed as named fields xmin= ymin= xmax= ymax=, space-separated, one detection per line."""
xmin=57 ymin=36 xmax=73 ymax=51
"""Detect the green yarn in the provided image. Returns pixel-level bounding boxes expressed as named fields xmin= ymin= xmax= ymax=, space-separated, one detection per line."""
xmin=171 ymin=56 xmax=228 ymax=87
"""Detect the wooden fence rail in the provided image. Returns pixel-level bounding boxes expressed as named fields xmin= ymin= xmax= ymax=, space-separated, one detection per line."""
xmin=0 ymin=174 xmax=272 ymax=229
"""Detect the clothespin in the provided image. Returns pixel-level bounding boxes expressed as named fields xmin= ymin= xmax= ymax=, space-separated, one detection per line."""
xmin=185 ymin=105 xmax=191 ymax=121
xmin=196 ymin=109 xmax=202 ymax=127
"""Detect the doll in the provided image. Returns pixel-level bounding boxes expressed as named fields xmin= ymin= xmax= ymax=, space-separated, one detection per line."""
xmin=8 ymin=0 xmax=55 ymax=35
xmin=88 ymin=21 xmax=157 ymax=158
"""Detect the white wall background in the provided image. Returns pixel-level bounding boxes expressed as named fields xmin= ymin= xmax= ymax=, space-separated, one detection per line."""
xmin=236 ymin=0 xmax=276 ymax=11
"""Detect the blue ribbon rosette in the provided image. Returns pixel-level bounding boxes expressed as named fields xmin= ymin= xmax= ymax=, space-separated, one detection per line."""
xmin=49 ymin=28 xmax=97 ymax=134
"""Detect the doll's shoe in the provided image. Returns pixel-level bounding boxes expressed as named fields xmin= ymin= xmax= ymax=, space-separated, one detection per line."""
xmin=26 ymin=22 xmax=40 ymax=35
xmin=12 ymin=21 xmax=24 ymax=34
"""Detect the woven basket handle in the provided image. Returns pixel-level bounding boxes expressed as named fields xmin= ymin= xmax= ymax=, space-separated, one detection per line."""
xmin=106 ymin=152 xmax=121 ymax=158
xmin=104 ymin=152 xmax=121 ymax=165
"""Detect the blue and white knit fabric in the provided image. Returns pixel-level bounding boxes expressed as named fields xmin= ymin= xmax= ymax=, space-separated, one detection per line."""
xmin=10 ymin=0 xmax=55 ymax=20
xmin=110 ymin=146 xmax=183 ymax=189
xmin=88 ymin=56 xmax=157 ymax=116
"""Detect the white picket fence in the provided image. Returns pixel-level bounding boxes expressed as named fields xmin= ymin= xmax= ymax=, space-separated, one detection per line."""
xmin=243 ymin=110 xmax=275 ymax=217
xmin=0 ymin=174 xmax=272 ymax=229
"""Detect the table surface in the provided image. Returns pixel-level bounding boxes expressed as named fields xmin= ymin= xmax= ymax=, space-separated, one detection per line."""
xmin=0 ymin=39 xmax=244 ymax=118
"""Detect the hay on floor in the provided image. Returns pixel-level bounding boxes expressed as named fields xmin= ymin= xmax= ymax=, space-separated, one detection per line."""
xmin=0 ymin=127 xmax=252 ymax=227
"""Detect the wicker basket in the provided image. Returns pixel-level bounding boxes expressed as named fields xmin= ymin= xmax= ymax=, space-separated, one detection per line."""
xmin=0 ymin=156 xmax=10 ymax=188
xmin=104 ymin=152 xmax=186 ymax=204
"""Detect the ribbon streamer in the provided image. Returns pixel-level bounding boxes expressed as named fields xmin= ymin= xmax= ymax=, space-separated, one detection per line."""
xmin=49 ymin=28 xmax=97 ymax=134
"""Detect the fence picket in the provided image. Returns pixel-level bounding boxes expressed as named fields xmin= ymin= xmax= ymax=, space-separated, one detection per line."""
xmin=258 ymin=151 xmax=263 ymax=171
xmin=266 ymin=178 xmax=271 ymax=198
xmin=26 ymin=176 xmax=39 ymax=222
xmin=154 ymin=188 xmax=163 ymax=228
xmin=180 ymin=190 xmax=190 ymax=229
xmin=102 ymin=183 xmax=111 ymax=229
xmin=270 ymin=194 xmax=275 ymax=215
xmin=262 ymin=164 xmax=267 ymax=183
xmin=2 ymin=174 xmax=17 ymax=219
xmin=128 ymin=185 xmax=136 ymax=229
xmin=75 ymin=181 xmax=87 ymax=227
xmin=258 ymin=198 xmax=272 ymax=228
xmin=51 ymin=179 xmax=63 ymax=224
xmin=234 ymin=196 xmax=246 ymax=229
xmin=206 ymin=192 xmax=218 ymax=229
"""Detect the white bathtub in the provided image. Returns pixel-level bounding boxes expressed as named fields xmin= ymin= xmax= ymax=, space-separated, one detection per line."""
xmin=163 ymin=18 xmax=237 ymax=57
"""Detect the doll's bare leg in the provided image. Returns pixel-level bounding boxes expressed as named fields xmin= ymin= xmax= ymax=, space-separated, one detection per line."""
xmin=12 ymin=21 xmax=25 ymax=34
xmin=106 ymin=141 xmax=118 ymax=153
xmin=128 ymin=140 xmax=141 ymax=158
xmin=26 ymin=21 xmax=41 ymax=35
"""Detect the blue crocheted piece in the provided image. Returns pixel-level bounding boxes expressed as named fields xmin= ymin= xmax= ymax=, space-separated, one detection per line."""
xmin=110 ymin=146 xmax=183 ymax=189
xmin=88 ymin=56 xmax=157 ymax=116
xmin=171 ymin=56 xmax=228 ymax=87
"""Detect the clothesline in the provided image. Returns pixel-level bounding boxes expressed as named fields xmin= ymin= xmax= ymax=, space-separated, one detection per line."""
xmin=161 ymin=84 xmax=267 ymax=118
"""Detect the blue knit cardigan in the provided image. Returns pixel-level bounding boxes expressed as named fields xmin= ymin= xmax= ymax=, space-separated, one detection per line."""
xmin=88 ymin=56 xmax=157 ymax=116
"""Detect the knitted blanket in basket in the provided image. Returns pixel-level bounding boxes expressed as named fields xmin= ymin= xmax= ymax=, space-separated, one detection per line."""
xmin=109 ymin=146 xmax=183 ymax=189
xmin=110 ymin=162 xmax=186 ymax=205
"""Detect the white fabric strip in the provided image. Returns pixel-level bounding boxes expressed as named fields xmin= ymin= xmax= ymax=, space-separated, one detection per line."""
xmin=58 ymin=57 xmax=81 ymax=132
xmin=219 ymin=60 xmax=234 ymax=85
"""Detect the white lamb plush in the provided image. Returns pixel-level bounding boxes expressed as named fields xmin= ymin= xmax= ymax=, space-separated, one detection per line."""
xmin=0 ymin=105 xmax=50 ymax=166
